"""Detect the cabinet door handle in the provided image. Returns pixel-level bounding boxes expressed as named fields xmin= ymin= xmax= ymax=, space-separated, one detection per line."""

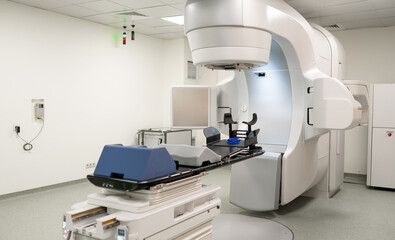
xmin=307 ymin=107 xmax=314 ymax=126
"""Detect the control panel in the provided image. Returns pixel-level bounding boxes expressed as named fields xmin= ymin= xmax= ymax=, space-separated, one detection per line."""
xmin=35 ymin=103 xmax=44 ymax=119
xmin=117 ymin=226 xmax=128 ymax=240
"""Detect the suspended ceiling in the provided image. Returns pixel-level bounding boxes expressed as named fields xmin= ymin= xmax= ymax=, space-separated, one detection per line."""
xmin=7 ymin=0 xmax=395 ymax=39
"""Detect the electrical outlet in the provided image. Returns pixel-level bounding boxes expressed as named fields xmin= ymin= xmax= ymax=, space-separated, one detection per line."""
xmin=85 ymin=162 xmax=96 ymax=169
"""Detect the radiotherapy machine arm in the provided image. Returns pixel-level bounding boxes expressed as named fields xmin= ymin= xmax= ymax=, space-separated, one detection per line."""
xmin=184 ymin=0 xmax=366 ymax=206
xmin=185 ymin=0 xmax=361 ymax=130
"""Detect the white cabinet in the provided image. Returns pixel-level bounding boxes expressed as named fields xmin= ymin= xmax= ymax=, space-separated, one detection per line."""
xmin=371 ymin=85 xmax=395 ymax=128
xmin=368 ymin=84 xmax=395 ymax=188
xmin=370 ymin=128 xmax=395 ymax=188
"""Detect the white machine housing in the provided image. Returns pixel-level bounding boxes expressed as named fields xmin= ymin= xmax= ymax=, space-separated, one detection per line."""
xmin=184 ymin=0 xmax=368 ymax=209
xmin=63 ymin=174 xmax=221 ymax=240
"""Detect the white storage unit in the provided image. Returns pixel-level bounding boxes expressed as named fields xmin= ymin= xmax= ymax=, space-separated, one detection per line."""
xmin=367 ymin=84 xmax=395 ymax=188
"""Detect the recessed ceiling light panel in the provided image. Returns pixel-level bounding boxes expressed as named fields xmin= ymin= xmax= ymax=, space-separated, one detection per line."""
xmin=162 ymin=15 xmax=184 ymax=25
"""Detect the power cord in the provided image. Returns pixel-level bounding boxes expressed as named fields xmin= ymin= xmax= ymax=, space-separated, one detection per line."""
xmin=16 ymin=118 xmax=45 ymax=151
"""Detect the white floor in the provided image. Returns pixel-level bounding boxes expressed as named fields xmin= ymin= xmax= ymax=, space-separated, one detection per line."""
xmin=1 ymin=167 xmax=395 ymax=240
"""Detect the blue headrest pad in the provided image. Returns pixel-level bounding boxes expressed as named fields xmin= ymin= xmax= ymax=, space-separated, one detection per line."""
xmin=94 ymin=145 xmax=176 ymax=181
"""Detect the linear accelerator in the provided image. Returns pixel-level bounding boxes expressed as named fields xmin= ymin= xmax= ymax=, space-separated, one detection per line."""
xmin=184 ymin=0 xmax=368 ymax=209
xmin=62 ymin=0 xmax=369 ymax=239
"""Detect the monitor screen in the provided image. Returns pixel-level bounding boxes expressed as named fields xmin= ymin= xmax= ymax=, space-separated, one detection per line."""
xmin=171 ymin=87 xmax=210 ymax=128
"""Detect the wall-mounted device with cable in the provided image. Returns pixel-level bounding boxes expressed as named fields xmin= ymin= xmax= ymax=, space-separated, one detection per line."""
xmin=35 ymin=103 xmax=44 ymax=119
xmin=15 ymin=103 xmax=45 ymax=151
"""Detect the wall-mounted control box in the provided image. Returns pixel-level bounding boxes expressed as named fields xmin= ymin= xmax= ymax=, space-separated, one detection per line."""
xmin=35 ymin=103 xmax=44 ymax=119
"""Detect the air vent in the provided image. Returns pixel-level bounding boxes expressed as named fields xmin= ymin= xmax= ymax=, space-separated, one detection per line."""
xmin=112 ymin=11 xmax=146 ymax=17
xmin=323 ymin=24 xmax=344 ymax=31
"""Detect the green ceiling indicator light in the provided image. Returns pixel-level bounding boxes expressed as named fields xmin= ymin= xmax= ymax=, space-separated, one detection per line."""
xmin=131 ymin=24 xmax=135 ymax=41
xmin=122 ymin=26 xmax=127 ymax=45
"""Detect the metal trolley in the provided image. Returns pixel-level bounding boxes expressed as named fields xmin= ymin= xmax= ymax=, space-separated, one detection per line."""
xmin=137 ymin=128 xmax=192 ymax=147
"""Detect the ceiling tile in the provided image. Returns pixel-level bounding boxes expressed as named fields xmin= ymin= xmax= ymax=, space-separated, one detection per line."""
xmin=79 ymin=0 xmax=128 ymax=13
xmin=136 ymin=27 xmax=168 ymax=35
xmin=323 ymin=0 xmax=367 ymax=7
xmin=10 ymin=0 xmax=395 ymax=35
xmin=159 ymin=0 xmax=186 ymax=4
xmin=304 ymin=1 xmax=374 ymax=18
xmin=12 ymin=0 xmax=68 ymax=9
xmin=307 ymin=11 xmax=379 ymax=26
xmin=371 ymin=0 xmax=395 ymax=10
xmin=285 ymin=0 xmax=325 ymax=13
xmin=323 ymin=2 xmax=373 ymax=16
xmin=303 ymin=10 xmax=326 ymax=19
xmin=108 ymin=0 xmax=164 ymax=9
xmin=306 ymin=18 xmax=322 ymax=25
xmin=110 ymin=11 xmax=152 ymax=22
xmin=135 ymin=18 xmax=175 ymax=27
xmin=151 ymin=32 xmax=183 ymax=39
xmin=155 ymin=25 xmax=184 ymax=32
xmin=109 ymin=22 xmax=132 ymax=29
xmin=84 ymin=13 xmax=123 ymax=24
xmin=376 ymin=8 xmax=395 ymax=18
xmin=175 ymin=31 xmax=186 ymax=37
xmin=137 ymin=5 xmax=182 ymax=18
xmin=382 ymin=16 xmax=395 ymax=26
xmin=59 ymin=0 xmax=96 ymax=4
xmin=52 ymin=5 xmax=99 ymax=18
xmin=171 ymin=3 xmax=185 ymax=10
xmin=339 ymin=19 xmax=384 ymax=29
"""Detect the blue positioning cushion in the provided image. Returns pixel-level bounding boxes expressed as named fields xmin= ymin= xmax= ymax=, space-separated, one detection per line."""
xmin=94 ymin=145 xmax=176 ymax=181
xmin=227 ymin=138 xmax=241 ymax=144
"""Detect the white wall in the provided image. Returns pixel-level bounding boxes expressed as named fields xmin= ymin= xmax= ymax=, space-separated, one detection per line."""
xmin=333 ymin=26 xmax=395 ymax=174
xmin=162 ymin=38 xmax=186 ymax=126
xmin=0 ymin=1 xmax=180 ymax=195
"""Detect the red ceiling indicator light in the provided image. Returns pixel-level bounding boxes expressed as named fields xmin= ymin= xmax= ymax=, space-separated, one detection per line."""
xmin=131 ymin=24 xmax=135 ymax=41
xmin=122 ymin=26 xmax=127 ymax=45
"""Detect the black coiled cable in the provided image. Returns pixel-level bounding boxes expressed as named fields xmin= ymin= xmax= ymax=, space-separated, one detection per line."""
xmin=16 ymin=118 xmax=45 ymax=151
